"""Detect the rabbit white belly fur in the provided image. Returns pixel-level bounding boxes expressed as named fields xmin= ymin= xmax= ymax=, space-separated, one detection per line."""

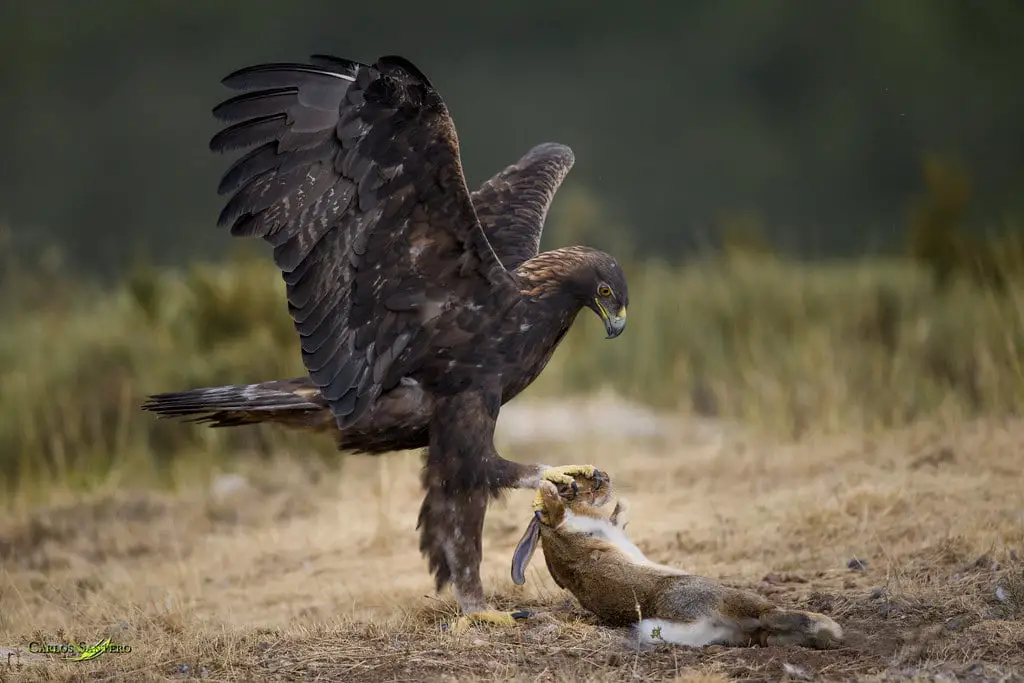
xmin=559 ymin=509 xmax=687 ymax=573
xmin=558 ymin=511 xmax=645 ymax=562
xmin=635 ymin=618 xmax=736 ymax=646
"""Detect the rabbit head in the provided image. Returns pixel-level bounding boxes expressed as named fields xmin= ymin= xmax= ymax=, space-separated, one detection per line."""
xmin=511 ymin=473 xmax=616 ymax=586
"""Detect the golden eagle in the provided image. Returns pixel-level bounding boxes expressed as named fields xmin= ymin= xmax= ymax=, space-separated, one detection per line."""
xmin=143 ymin=54 xmax=629 ymax=627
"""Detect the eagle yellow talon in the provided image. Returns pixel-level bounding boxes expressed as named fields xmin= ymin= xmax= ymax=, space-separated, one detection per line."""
xmin=541 ymin=464 xmax=600 ymax=487
xmin=539 ymin=464 xmax=608 ymax=502
xmin=452 ymin=609 xmax=532 ymax=635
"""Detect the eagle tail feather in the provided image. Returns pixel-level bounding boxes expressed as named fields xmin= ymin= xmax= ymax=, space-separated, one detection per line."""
xmin=141 ymin=380 xmax=331 ymax=430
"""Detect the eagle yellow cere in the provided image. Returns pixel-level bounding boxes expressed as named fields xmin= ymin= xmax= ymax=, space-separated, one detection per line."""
xmin=142 ymin=53 xmax=629 ymax=628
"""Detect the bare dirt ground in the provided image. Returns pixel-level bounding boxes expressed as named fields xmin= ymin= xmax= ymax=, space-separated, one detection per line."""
xmin=2 ymin=398 xmax=1023 ymax=682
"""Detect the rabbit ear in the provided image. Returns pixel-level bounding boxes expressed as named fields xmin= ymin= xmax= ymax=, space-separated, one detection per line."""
xmin=511 ymin=512 xmax=542 ymax=585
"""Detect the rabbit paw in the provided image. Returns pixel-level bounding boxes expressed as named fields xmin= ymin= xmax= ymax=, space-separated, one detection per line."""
xmin=532 ymin=483 xmax=557 ymax=512
xmin=451 ymin=609 xmax=533 ymax=635
xmin=610 ymin=498 xmax=631 ymax=528
xmin=761 ymin=610 xmax=844 ymax=649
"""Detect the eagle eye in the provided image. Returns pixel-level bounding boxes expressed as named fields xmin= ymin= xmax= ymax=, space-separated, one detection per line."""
xmin=597 ymin=285 xmax=612 ymax=298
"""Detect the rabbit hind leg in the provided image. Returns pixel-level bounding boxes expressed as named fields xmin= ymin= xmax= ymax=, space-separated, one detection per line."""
xmin=758 ymin=609 xmax=844 ymax=649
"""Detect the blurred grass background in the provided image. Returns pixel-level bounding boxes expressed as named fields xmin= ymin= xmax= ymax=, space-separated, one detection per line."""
xmin=2 ymin=154 xmax=1022 ymax=501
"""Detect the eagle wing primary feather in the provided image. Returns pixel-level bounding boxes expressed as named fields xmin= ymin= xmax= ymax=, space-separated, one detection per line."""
xmin=471 ymin=143 xmax=575 ymax=271
xmin=209 ymin=55 xmax=519 ymax=429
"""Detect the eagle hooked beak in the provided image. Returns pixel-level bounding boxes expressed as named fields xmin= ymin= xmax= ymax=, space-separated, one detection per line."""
xmin=596 ymin=300 xmax=627 ymax=339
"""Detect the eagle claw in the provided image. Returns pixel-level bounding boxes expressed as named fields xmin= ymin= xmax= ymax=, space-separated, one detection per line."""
xmin=540 ymin=464 xmax=606 ymax=495
xmin=533 ymin=465 xmax=608 ymax=512
xmin=451 ymin=609 xmax=533 ymax=635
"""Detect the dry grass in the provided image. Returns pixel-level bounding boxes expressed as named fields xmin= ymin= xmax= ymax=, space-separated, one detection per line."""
xmin=2 ymin=400 xmax=1022 ymax=682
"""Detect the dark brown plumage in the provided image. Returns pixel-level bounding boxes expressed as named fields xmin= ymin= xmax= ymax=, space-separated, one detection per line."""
xmin=142 ymin=53 xmax=629 ymax=623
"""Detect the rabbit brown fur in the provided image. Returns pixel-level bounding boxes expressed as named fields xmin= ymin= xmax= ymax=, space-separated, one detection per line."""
xmin=512 ymin=479 xmax=843 ymax=649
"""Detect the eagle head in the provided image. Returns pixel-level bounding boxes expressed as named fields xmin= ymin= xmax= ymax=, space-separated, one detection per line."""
xmin=517 ymin=246 xmax=629 ymax=338
xmin=576 ymin=250 xmax=629 ymax=339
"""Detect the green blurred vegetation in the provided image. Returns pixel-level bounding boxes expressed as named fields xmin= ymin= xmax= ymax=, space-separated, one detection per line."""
xmin=907 ymin=154 xmax=1024 ymax=291
xmin=3 ymin=206 xmax=1022 ymax=500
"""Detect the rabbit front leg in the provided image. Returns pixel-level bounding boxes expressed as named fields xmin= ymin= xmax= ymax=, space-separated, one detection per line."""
xmin=609 ymin=498 xmax=630 ymax=530
xmin=512 ymin=480 xmax=568 ymax=586
xmin=533 ymin=480 xmax=568 ymax=527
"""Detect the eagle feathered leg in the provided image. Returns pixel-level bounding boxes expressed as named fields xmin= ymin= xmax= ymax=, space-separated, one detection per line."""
xmin=417 ymin=382 xmax=531 ymax=629
xmin=417 ymin=380 xmax=609 ymax=630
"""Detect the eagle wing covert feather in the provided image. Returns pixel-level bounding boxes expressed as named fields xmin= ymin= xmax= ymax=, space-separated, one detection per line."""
xmin=209 ymin=54 xmax=521 ymax=429
xmin=470 ymin=142 xmax=575 ymax=272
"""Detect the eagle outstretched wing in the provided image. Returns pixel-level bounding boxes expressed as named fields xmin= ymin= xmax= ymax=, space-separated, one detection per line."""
xmin=470 ymin=143 xmax=576 ymax=272
xmin=210 ymin=54 xmax=520 ymax=429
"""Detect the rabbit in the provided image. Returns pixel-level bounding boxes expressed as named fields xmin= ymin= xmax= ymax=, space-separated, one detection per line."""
xmin=511 ymin=478 xmax=843 ymax=649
